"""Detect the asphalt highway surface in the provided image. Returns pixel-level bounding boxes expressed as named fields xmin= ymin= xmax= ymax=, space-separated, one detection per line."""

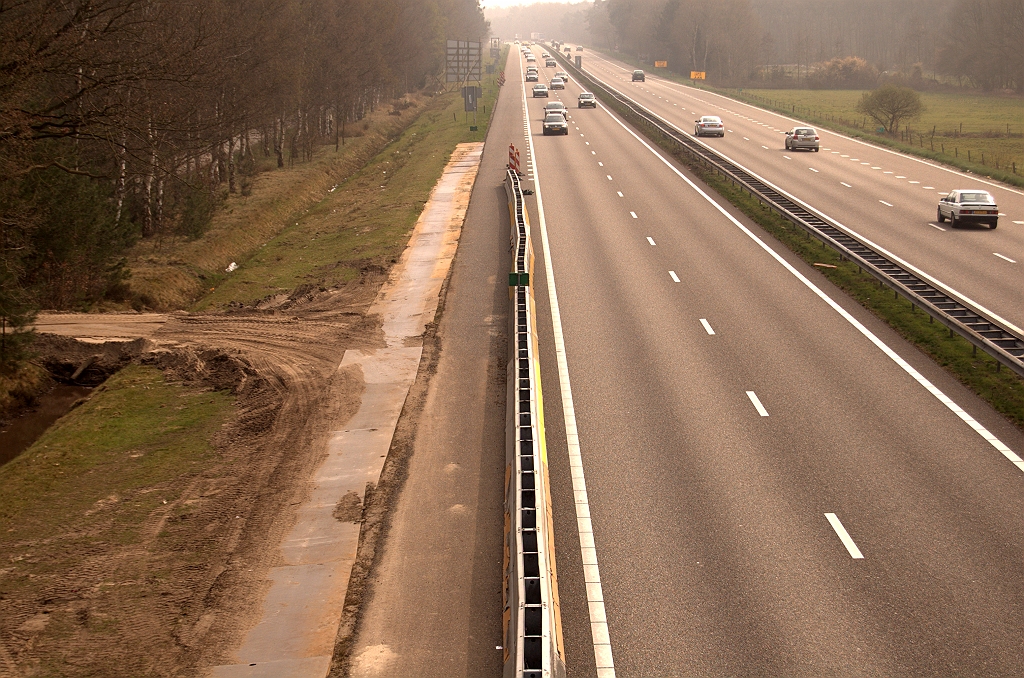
xmin=514 ymin=44 xmax=1024 ymax=677
xmin=572 ymin=49 xmax=1024 ymax=337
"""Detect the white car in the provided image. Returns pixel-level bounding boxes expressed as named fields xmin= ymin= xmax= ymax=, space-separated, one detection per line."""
xmin=937 ymin=190 xmax=998 ymax=229
xmin=550 ymin=77 xmax=565 ymax=90
xmin=694 ymin=116 xmax=725 ymax=137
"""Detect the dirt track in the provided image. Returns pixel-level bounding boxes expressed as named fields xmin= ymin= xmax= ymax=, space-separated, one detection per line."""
xmin=4 ymin=282 xmax=387 ymax=676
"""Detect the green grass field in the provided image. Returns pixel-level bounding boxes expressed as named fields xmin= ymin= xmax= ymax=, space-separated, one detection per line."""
xmin=718 ymin=88 xmax=1024 ymax=184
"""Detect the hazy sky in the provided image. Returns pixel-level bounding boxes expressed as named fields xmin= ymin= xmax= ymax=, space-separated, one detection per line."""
xmin=480 ymin=0 xmax=574 ymax=10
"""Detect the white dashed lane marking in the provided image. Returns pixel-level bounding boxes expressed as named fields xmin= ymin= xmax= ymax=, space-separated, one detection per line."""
xmin=647 ymin=237 xmax=656 ymax=246
xmin=700 ymin=319 xmax=715 ymax=335
xmin=841 ymin=182 xmax=852 ymax=188
xmin=669 ymin=271 xmax=680 ymax=283
xmin=746 ymin=391 xmax=769 ymax=417
xmin=994 ymin=253 xmax=1017 ymax=263
xmin=630 ymin=212 xmax=638 ymax=219
xmin=880 ymin=201 xmax=893 ymax=207
xmin=826 ymin=513 xmax=864 ymax=559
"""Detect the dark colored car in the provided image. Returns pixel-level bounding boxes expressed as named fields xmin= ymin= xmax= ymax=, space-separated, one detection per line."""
xmin=632 ymin=70 xmax=645 ymax=81
xmin=543 ymin=113 xmax=569 ymax=135
xmin=937 ymin=190 xmax=998 ymax=228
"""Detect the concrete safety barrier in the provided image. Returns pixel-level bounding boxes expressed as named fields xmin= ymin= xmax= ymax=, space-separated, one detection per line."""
xmin=502 ymin=166 xmax=566 ymax=678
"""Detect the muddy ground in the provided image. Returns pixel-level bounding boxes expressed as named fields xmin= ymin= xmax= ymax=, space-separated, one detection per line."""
xmin=0 ymin=275 xmax=390 ymax=677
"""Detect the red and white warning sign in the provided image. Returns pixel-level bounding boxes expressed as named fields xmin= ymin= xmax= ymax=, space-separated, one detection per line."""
xmin=508 ymin=143 xmax=521 ymax=174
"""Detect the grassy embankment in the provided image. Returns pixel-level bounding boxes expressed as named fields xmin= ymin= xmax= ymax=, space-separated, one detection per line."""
xmin=0 ymin=47 xmax=507 ymax=674
xmin=569 ymin=50 xmax=1024 ymax=431
xmin=130 ymin=49 xmax=505 ymax=311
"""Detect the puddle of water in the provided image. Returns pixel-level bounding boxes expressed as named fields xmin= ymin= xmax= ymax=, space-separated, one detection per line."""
xmin=0 ymin=384 xmax=92 ymax=466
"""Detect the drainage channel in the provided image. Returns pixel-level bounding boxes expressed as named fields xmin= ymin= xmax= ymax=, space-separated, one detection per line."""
xmin=559 ymin=53 xmax=1024 ymax=377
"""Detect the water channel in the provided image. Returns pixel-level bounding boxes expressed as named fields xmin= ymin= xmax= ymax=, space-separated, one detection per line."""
xmin=0 ymin=384 xmax=93 ymax=466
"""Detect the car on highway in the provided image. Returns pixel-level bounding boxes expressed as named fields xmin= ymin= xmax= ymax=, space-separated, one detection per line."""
xmin=785 ymin=127 xmax=820 ymax=151
xmin=937 ymin=190 xmax=999 ymax=228
xmin=564 ymin=46 xmax=571 ymax=52
xmin=555 ymin=71 xmax=569 ymax=83
xmin=542 ymin=52 xmax=550 ymax=58
xmin=532 ymin=83 xmax=549 ymax=97
xmin=694 ymin=115 xmax=725 ymax=137
xmin=576 ymin=45 xmax=584 ymax=51
xmin=542 ymin=113 xmax=569 ymax=135
xmin=545 ymin=59 xmax=557 ymax=67
xmin=578 ymin=92 xmax=597 ymax=108
xmin=550 ymin=76 xmax=565 ymax=89
xmin=543 ymin=101 xmax=567 ymax=118
xmin=526 ymin=54 xmax=536 ymax=62
xmin=525 ymin=71 xmax=539 ymax=82
xmin=632 ymin=69 xmax=645 ymax=81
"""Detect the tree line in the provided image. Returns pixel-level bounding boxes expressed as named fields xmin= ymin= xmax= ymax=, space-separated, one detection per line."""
xmin=0 ymin=0 xmax=486 ymax=367
xmin=488 ymin=0 xmax=1022 ymax=91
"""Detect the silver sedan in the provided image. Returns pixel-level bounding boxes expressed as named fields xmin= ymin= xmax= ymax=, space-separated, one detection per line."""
xmin=785 ymin=127 xmax=820 ymax=151
xmin=694 ymin=116 xmax=724 ymax=137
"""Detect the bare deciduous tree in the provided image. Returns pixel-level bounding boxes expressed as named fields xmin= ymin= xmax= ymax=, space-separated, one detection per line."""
xmin=857 ymin=83 xmax=925 ymax=135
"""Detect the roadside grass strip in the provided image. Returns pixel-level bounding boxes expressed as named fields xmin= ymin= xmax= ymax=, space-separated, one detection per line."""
xmin=0 ymin=366 xmax=234 ymax=667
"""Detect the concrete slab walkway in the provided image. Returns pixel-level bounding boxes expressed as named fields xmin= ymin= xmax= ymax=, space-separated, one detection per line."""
xmin=208 ymin=142 xmax=484 ymax=678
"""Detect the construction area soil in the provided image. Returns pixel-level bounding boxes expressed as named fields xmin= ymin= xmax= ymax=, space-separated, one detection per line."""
xmin=0 ymin=278 xmax=393 ymax=677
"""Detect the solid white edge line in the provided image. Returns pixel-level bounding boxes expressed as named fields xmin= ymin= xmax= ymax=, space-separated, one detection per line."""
xmin=746 ymin=391 xmax=769 ymax=417
xmin=593 ymin=100 xmax=1023 ymax=471
xmin=581 ymin=64 xmax=1023 ymax=336
xmin=700 ymin=318 xmax=715 ymax=335
xmin=520 ymin=60 xmax=617 ymax=677
xmin=825 ymin=513 xmax=865 ymax=559
xmin=632 ymin=69 xmax=1024 ymax=198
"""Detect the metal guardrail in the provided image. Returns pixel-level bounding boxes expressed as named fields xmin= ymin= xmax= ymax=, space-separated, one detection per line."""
xmin=556 ymin=50 xmax=1024 ymax=378
xmin=502 ymin=167 xmax=567 ymax=678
